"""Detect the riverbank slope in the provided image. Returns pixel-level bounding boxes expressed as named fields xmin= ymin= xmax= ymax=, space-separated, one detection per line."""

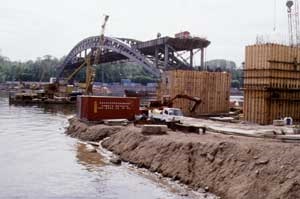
xmin=67 ymin=117 xmax=300 ymax=199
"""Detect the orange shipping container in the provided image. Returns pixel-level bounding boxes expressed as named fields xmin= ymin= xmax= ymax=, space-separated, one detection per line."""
xmin=77 ymin=96 xmax=140 ymax=121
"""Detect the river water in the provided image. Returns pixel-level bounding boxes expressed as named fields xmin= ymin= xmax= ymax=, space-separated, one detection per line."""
xmin=0 ymin=94 xmax=215 ymax=199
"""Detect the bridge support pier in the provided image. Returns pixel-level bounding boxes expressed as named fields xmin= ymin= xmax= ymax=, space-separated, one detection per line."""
xmin=190 ymin=50 xmax=194 ymax=68
xmin=155 ymin=47 xmax=159 ymax=68
xmin=200 ymin=48 xmax=205 ymax=70
xmin=164 ymin=45 xmax=169 ymax=69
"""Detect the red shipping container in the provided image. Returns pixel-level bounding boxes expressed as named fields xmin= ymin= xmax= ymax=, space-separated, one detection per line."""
xmin=77 ymin=96 xmax=140 ymax=121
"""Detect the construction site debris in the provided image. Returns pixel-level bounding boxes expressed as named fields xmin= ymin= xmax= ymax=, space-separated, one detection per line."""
xmin=103 ymin=119 xmax=129 ymax=126
xmin=171 ymin=123 xmax=206 ymax=134
xmin=141 ymin=125 xmax=168 ymax=135
xmin=181 ymin=117 xmax=300 ymax=142
xmin=273 ymin=119 xmax=286 ymax=126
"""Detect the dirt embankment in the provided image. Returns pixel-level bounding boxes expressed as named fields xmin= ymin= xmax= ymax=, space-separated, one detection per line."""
xmin=66 ymin=117 xmax=122 ymax=141
xmin=67 ymin=118 xmax=300 ymax=199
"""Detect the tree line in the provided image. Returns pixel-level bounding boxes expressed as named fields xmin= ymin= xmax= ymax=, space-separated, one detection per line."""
xmin=0 ymin=55 xmax=61 ymax=82
xmin=0 ymin=54 xmax=243 ymax=88
xmin=0 ymin=54 xmax=157 ymax=85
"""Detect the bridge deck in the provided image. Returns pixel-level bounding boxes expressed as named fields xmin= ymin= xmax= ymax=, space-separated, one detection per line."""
xmin=137 ymin=36 xmax=210 ymax=54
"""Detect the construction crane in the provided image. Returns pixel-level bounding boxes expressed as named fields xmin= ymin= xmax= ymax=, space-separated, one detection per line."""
xmin=286 ymin=0 xmax=300 ymax=46
xmin=63 ymin=15 xmax=109 ymax=94
xmin=86 ymin=14 xmax=109 ymax=95
xmin=94 ymin=15 xmax=109 ymax=66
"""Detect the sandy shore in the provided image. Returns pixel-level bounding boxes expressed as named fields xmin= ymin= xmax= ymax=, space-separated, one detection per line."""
xmin=66 ymin=117 xmax=300 ymax=199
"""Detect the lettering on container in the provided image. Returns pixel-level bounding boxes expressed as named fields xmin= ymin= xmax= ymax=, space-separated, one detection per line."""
xmin=93 ymin=101 xmax=132 ymax=113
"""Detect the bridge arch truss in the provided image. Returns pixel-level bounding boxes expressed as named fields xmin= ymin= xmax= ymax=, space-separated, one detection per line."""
xmin=58 ymin=36 xmax=161 ymax=80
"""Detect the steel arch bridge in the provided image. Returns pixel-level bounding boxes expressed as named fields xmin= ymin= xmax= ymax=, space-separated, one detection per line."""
xmin=57 ymin=35 xmax=210 ymax=80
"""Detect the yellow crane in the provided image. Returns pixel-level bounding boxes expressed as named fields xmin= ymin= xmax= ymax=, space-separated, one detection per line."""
xmin=65 ymin=15 xmax=109 ymax=95
xmin=86 ymin=14 xmax=109 ymax=95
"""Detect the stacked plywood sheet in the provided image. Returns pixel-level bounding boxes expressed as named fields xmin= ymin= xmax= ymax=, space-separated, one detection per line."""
xmin=244 ymin=44 xmax=300 ymax=124
xmin=157 ymin=70 xmax=231 ymax=116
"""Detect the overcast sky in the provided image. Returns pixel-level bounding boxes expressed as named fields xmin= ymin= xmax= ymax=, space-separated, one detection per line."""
xmin=0 ymin=0 xmax=290 ymax=65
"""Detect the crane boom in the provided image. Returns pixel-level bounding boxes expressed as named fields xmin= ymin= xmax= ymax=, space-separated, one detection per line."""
xmin=94 ymin=15 xmax=109 ymax=65
xmin=85 ymin=15 xmax=110 ymax=95
xmin=149 ymin=94 xmax=202 ymax=114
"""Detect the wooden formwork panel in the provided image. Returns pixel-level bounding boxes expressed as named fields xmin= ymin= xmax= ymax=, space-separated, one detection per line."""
xmin=246 ymin=44 xmax=300 ymax=69
xmin=244 ymin=85 xmax=300 ymax=124
xmin=246 ymin=44 xmax=300 ymax=65
xmin=244 ymin=70 xmax=300 ymax=89
xmin=157 ymin=70 xmax=231 ymax=116
xmin=244 ymin=44 xmax=300 ymax=124
xmin=269 ymin=90 xmax=300 ymax=124
xmin=244 ymin=90 xmax=270 ymax=124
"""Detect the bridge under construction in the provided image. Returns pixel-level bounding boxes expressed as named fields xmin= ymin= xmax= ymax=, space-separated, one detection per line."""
xmin=58 ymin=34 xmax=210 ymax=79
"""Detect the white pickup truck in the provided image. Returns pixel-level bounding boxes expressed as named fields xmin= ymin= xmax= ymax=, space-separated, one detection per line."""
xmin=149 ymin=108 xmax=183 ymax=122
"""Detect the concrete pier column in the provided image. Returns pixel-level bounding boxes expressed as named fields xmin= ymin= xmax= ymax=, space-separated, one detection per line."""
xmin=164 ymin=45 xmax=169 ymax=69
xmin=190 ymin=50 xmax=194 ymax=68
xmin=155 ymin=47 xmax=159 ymax=68
xmin=200 ymin=48 xmax=204 ymax=70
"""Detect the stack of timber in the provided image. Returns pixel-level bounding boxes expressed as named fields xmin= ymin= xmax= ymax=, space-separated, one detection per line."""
xmin=244 ymin=44 xmax=300 ymax=125
xmin=157 ymin=70 xmax=231 ymax=116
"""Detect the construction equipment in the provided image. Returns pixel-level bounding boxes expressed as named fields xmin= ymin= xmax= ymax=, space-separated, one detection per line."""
xmin=60 ymin=15 xmax=109 ymax=95
xmin=94 ymin=15 xmax=109 ymax=65
xmin=39 ymin=15 xmax=110 ymax=100
xmin=168 ymin=94 xmax=202 ymax=113
xmin=149 ymin=107 xmax=183 ymax=122
xmin=286 ymin=0 xmax=300 ymax=46
xmin=86 ymin=14 xmax=109 ymax=95
xmin=85 ymin=55 xmax=95 ymax=95
xmin=150 ymin=94 xmax=202 ymax=113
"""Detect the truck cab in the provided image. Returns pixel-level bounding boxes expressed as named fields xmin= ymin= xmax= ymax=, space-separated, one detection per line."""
xmin=149 ymin=107 xmax=183 ymax=122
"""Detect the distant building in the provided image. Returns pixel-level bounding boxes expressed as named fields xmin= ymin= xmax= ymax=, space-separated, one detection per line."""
xmin=121 ymin=79 xmax=131 ymax=85
xmin=205 ymin=59 xmax=237 ymax=71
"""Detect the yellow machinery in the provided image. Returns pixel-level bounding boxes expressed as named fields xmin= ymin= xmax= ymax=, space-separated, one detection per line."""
xmin=85 ymin=56 xmax=96 ymax=95
xmin=62 ymin=15 xmax=110 ymax=95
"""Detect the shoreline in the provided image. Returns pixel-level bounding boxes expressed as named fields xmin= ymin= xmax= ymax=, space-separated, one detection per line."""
xmin=66 ymin=117 xmax=300 ymax=199
xmin=79 ymin=140 xmax=217 ymax=199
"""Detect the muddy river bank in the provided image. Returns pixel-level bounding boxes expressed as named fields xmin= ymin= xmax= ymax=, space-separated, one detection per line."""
xmin=67 ymin=117 xmax=300 ymax=199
